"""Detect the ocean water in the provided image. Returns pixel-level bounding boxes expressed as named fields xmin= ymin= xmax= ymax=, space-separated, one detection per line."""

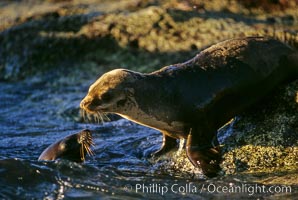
xmin=0 ymin=72 xmax=297 ymax=200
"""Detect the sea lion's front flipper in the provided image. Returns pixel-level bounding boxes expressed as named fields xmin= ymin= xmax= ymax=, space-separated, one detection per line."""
xmin=186 ymin=128 xmax=221 ymax=177
xmin=151 ymin=132 xmax=177 ymax=157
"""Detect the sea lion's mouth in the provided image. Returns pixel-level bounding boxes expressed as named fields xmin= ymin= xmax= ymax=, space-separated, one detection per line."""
xmin=80 ymin=96 xmax=112 ymax=113
xmin=80 ymin=97 xmax=112 ymax=123
xmin=82 ymin=105 xmax=108 ymax=113
xmin=78 ymin=129 xmax=95 ymax=161
xmin=80 ymin=108 xmax=111 ymax=123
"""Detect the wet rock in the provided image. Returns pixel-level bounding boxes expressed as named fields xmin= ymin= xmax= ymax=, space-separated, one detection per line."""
xmin=256 ymin=172 xmax=298 ymax=185
xmin=1 ymin=1 xmax=297 ymax=176
xmin=1 ymin=1 xmax=297 ymax=80
xmin=220 ymin=80 xmax=298 ymax=174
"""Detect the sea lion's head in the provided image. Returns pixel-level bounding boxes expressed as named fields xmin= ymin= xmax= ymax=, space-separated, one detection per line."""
xmin=38 ymin=129 xmax=94 ymax=162
xmin=80 ymin=69 xmax=140 ymax=115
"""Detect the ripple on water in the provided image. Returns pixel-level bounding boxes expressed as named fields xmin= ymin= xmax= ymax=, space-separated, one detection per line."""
xmin=1 ymin=79 xmax=297 ymax=199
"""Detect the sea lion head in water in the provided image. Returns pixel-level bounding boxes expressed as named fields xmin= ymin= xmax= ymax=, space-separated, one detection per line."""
xmin=80 ymin=69 xmax=140 ymax=117
xmin=38 ymin=129 xmax=94 ymax=162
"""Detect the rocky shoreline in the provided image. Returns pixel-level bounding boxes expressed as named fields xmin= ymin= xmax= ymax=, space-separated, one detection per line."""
xmin=1 ymin=0 xmax=297 ymax=177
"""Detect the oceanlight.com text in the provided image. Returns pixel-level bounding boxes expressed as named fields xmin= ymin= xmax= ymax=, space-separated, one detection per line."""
xmin=123 ymin=183 xmax=292 ymax=196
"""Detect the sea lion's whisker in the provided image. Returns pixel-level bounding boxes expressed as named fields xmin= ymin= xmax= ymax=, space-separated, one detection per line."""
xmin=80 ymin=130 xmax=95 ymax=157
xmin=86 ymin=137 xmax=95 ymax=147
xmin=97 ymin=113 xmax=101 ymax=123
xmin=97 ymin=112 xmax=105 ymax=123
xmin=84 ymin=110 xmax=87 ymax=121
xmin=80 ymin=109 xmax=87 ymax=121
xmin=80 ymin=108 xmax=107 ymax=124
xmin=102 ymin=113 xmax=111 ymax=122
xmin=80 ymin=144 xmax=85 ymax=161
xmin=94 ymin=113 xmax=100 ymax=124
xmin=84 ymin=143 xmax=95 ymax=156
xmin=87 ymin=145 xmax=94 ymax=156
xmin=86 ymin=113 xmax=92 ymax=122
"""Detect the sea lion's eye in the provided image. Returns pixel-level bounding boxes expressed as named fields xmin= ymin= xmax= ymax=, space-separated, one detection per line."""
xmin=101 ymin=92 xmax=113 ymax=102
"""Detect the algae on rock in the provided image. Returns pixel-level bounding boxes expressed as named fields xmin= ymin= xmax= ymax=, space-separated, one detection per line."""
xmin=220 ymin=80 xmax=298 ymax=174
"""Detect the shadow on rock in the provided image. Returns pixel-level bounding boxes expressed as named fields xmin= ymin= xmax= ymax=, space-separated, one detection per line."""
xmin=219 ymin=80 xmax=298 ymax=174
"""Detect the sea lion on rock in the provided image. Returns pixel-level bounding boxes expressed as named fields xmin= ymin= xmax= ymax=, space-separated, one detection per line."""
xmin=38 ymin=129 xmax=94 ymax=162
xmin=80 ymin=37 xmax=298 ymax=177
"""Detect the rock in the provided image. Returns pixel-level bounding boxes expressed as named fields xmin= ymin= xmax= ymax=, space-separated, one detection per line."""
xmin=220 ymin=80 xmax=298 ymax=174
xmin=0 ymin=0 xmax=297 ymax=178
xmin=1 ymin=1 xmax=297 ymax=80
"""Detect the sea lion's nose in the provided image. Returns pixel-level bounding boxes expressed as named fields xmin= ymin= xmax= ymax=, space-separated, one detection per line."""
xmin=80 ymin=97 xmax=90 ymax=110
xmin=80 ymin=96 xmax=103 ymax=112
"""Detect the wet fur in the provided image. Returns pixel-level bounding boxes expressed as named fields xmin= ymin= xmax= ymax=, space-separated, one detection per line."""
xmin=38 ymin=129 xmax=94 ymax=162
xmin=80 ymin=37 xmax=298 ymax=177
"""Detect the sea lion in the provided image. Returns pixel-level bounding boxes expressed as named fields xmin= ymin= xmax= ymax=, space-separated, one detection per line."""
xmin=80 ymin=37 xmax=298 ymax=177
xmin=38 ymin=129 xmax=94 ymax=162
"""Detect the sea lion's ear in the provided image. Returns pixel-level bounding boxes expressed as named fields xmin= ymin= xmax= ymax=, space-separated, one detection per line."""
xmin=125 ymin=88 xmax=134 ymax=97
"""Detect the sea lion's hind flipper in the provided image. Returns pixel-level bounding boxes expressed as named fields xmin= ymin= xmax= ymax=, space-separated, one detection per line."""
xmin=186 ymin=128 xmax=221 ymax=177
xmin=151 ymin=133 xmax=177 ymax=158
